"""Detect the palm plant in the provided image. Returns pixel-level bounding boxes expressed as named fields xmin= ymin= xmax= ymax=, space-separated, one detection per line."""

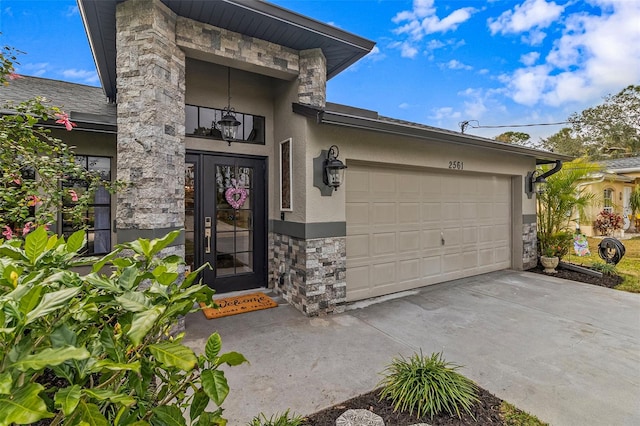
xmin=536 ymin=159 xmax=600 ymax=253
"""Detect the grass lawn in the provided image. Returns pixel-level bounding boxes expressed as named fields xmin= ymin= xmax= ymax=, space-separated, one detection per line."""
xmin=564 ymin=236 xmax=640 ymax=293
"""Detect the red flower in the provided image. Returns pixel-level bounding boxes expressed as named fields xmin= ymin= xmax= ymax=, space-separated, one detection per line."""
xmin=2 ymin=226 xmax=13 ymax=240
xmin=8 ymin=73 xmax=22 ymax=80
xmin=69 ymin=189 xmax=79 ymax=202
xmin=22 ymin=222 xmax=33 ymax=236
xmin=27 ymin=195 xmax=42 ymax=207
xmin=54 ymin=112 xmax=77 ymax=131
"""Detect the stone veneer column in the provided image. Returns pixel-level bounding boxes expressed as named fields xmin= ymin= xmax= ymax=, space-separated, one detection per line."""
xmin=270 ymin=233 xmax=347 ymax=316
xmin=115 ymin=0 xmax=186 ymax=249
xmin=298 ymin=49 xmax=326 ymax=107
xmin=523 ymin=220 xmax=538 ymax=269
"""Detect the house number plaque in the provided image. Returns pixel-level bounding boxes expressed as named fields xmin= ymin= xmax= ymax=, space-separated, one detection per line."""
xmin=448 ymin=161 xmax=464 ymax=170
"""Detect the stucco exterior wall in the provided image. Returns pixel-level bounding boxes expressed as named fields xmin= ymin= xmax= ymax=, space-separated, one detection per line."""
xmin=579 ymin=179 xmax=639 ymax=236
xmin=303 ymin=122 xmax=536 ymax=221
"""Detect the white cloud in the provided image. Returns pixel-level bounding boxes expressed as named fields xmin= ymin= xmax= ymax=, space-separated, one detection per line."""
xmin=393 ymin=0 xmax=476 ymax=37
xmin=61 ymin=68 xmax=100 ymax=84
xmin=64 ymin=5 xmax=79 ymax=17
xmin=3 ymin=7 xmax=13 ymax=17
xmin=17 ymin=62 xmax=49 ymax=77
xmin=520 ymin=51 xmax=540 ymax=66
xmin=398 ymin=102 xmax=411 ymax=109
xmin=444 ymin=59 xmax=473 ymax=70
xmin=501 ymin=0 xmax=640 ymax=107
xmin=364 ymin=45 xmax=385 ymax=62
xmin=426 ymin=39 xmax=445 ymax=50
xmin=521 ymin=29 xmax=547 ymax=45
xmin=429 ymin=106 xmax=461 ymax=120
xmin=508 ymin=65 xmax=551 ymax=105
xmin=488 ymin=0 xmax=565 ymax=35
xmin=391 ymin=0 xmax=477 ymax=57
xmin=389 ymin=41 xmax=419 ymax=58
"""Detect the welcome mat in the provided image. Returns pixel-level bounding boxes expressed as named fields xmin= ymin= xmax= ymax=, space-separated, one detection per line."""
xmin=199 ymin=292 xmax=278 ymax=319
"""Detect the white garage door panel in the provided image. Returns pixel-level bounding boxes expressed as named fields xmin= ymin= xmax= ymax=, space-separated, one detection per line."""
xmin=346 ymin=164 xmax=512 ymax=302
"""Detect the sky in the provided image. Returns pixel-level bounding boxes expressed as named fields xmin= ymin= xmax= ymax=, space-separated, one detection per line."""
xmin=1 ymin=0 xmax=639 ymax=142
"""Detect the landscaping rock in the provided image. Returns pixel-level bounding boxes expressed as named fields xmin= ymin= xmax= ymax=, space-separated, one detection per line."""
xmin=335 ymin=409 xmax=384 ymax=426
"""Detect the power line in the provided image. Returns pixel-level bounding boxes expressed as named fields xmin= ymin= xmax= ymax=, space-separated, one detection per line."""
xmin=458 ymin=119 xmax=572 ymax=133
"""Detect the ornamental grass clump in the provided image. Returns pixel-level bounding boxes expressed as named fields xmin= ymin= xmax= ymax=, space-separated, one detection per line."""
xmin=378 ymin=351 xmax=478 ymax=419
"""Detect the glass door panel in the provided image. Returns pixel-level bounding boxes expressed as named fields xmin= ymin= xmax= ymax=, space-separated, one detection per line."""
xmin=184 ymin=161 xmax=196 ymax=273
xmin=186 ymin=153 xmax=265 ymax=293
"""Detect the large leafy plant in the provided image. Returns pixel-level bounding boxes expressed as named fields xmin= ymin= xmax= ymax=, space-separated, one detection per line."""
xmin=0 ymin=228 xmax=246 ymax=425
xmin=536 ymin=159 xmax=598 ymax=256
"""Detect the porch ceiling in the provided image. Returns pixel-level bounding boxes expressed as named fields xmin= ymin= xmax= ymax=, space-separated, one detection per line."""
xmin=77 ymin=0 xmax=375 ymax=103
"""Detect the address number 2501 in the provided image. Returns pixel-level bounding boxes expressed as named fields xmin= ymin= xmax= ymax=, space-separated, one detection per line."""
xmin=448 ymin=161 xmax=464 ymax=170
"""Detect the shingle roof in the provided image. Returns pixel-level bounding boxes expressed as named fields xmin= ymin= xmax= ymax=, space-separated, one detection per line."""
xmin=1 ymin=76 xmax=116 ymax=126
xmin=599 ymin=156 xmax=640 ymax=171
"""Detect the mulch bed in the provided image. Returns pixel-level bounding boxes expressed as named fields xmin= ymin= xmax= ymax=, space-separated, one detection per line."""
xmin=527 ymin=263 xmax=623 ymax=288
xmin=303 ymin=386 xmax=505 ymax=425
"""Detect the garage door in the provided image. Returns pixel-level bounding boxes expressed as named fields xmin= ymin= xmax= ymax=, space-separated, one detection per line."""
xmin=346 ymin=164 xmax=511 ymax=301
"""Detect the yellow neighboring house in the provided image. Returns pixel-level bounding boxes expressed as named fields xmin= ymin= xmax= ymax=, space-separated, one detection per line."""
xmin=578 ymin=156 xmax=640 ymax=236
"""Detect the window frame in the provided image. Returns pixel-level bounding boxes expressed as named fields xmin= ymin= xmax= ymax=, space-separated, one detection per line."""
xmin=603 ymin=188 xmax=614 ymax=213
xmin=185 ymin=104 xmax=266 ymax=145
xmin=60 ymin=155 xmax=113 ymax=255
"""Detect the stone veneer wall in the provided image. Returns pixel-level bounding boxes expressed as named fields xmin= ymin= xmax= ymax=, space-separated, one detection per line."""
xmin=298 ymin=49 xmax=326 ymax=108
xmin=175 ymin=17 xmax=299 ymax=79
xmin=523 ymin=220 xmax=538 ymax=269
xmin=269 ymin=232 xmax=347 ymax=316
xmin=115 ymin=0 xmax=186 ymax=246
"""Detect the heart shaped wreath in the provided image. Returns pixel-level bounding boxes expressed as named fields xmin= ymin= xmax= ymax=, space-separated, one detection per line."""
xmin=225 ymin=179 xmax=248 ymax=210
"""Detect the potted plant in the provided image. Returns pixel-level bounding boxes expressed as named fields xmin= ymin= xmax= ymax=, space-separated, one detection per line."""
xmin=539 ymin=232 xmax=572 ymax=274
xmin=540 ymin=245 xmax=560 ymax=273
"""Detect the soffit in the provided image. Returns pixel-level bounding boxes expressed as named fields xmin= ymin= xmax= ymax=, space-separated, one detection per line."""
xmin=77 ymin=0 xmax=375 ymax=103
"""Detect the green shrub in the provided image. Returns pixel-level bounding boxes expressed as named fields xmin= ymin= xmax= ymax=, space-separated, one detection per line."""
xmin=0 ymin=228 xmax=246 ymax=425
xmin=590 ymin=261 xmax=618 ymax=275
xmin=538 ymin=231 xmax=574 ymax=260
xmin=378 ymin=351 xmax=478 ymax=419
xmin=248 ymin=410 xmax=304 ymax=426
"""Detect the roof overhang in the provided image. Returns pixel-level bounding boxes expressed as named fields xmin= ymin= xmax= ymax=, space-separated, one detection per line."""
xmin=293 ymin=103 xmax=572 ymax=165
xmin=604 ymin=168 xmax=640 ymax=174
xmin=77 ymin=0 xmax=375 ymax=103
xmin=589 ymin=172 xmax=634 ymax=183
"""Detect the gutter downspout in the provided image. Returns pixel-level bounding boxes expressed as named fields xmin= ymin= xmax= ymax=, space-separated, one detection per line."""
xmin=538 ymin=160 xmax=563 ymax=181
xmin=527 ymin=160 xmax=563 ymax=199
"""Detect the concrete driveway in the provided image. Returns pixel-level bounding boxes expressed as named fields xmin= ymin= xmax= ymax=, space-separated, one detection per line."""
xmin=184 ymin=270 xmax=640 ymax=425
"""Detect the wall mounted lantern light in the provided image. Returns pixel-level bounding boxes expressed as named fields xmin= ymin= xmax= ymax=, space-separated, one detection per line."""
xmin=525 ymin=170 xmax=546 ymax=199
xmin=323 ymin=145 xmax=347 ymax=191
xmin=216 ymin=67 xmax=241 ymax=146
xmin=525 ymin=160 xmax=563 ymax=199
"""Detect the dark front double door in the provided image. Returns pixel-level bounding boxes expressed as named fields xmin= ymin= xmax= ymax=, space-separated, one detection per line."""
xmin=185 ymin=152 xmax=266 ymax=293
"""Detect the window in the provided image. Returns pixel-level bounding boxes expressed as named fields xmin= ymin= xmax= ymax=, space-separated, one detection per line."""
xmin=185 ymin=104 xmax=265 ymax=144
xmin=62 ymin=156 xmax=112 ymax=255
xmin=603 ymin=188 xmax=614 ymax=213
